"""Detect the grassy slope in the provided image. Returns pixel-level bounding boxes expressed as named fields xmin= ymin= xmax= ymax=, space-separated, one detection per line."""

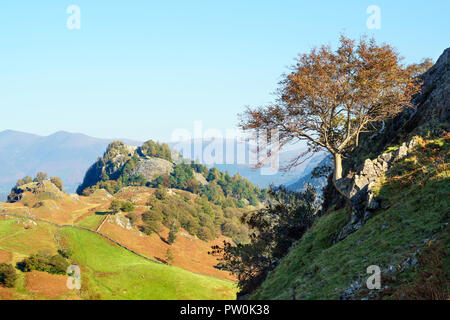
xmin=62 ymin=227 xmax=237 ymax=300
xmin=252 ymin=135 xmax=449 ymax=300
xmin=0 ymin=219 xmax=237 ymax=300
xmin=75 ymin=213 xmax=105 ymax=229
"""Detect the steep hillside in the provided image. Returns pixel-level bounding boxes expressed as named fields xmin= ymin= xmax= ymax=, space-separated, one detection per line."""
xmin=251 ymin=47 xmax=450 ymax=300
xmin=252 ymin=135 xmax=449 ymax=300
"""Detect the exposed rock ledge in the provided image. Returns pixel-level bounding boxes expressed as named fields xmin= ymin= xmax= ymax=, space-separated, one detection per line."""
xmin=336 ymin=137 xmax=419 ymax=241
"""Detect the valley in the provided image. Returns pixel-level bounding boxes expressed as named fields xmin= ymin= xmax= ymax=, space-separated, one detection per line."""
xmin=0 ymin=182 xmax=241 ymax=299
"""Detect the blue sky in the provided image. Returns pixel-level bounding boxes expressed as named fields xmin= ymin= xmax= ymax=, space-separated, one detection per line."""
xmin=1 ymin=0 xmax=449 ymax=142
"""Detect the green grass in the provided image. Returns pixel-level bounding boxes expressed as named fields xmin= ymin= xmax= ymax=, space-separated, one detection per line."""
xmin=0 ymin=220 xmax=59 ymax=255
xmin=0 ymin=219 xmax=24 ymax=239
xmin=252 ymin=136 xmax=449 ymax=300
xmin=61 ymin=227 xmax=237 ymax=300
xmin=75 ymin=213 xmax=105 ymax=230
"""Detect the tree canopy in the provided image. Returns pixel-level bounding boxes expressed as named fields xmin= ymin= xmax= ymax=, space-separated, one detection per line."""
xmin=210 ymin=185 xmax=318 ymax=294
xmin=240 ymin=35 xmax=422 ymax=196
xmin=140 ymin=140 xmax=172 ymax=162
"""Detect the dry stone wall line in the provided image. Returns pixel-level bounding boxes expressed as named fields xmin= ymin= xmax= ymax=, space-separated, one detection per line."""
xmin=96 ymin=215 xmax=109 ymax=232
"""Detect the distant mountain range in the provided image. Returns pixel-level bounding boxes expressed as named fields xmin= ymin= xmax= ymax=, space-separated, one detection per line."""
xmin=0 ymin=130 xmax=326 ymax=200
xmin=0 ymin=130 xmax=141 ymax=200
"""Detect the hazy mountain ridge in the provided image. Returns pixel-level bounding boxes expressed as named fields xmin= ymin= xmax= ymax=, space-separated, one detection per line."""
xmin=0 ymin=131 xmax=323 ymax=200
xmin=0 ymin=130 xmax=141 ymax=200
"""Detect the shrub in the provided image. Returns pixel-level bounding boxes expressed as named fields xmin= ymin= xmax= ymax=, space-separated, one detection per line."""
xmin=154 ymin=186 xmax=167 ymax=200
xmin=15 ymin=176 xmax=33 ymax=187
xmin=141 ymin=140 xmax=172 ymax=161
xmin=34 ymin=172 xmax=48 ymax=183
xmin=198 ymin=226 xmax=214 ymax=241
xmin=50 ymin=177 xmax=64 ymax=191
xmin=109 ymin=199 xmax=123 ymax=214
xmin=16 ymin=252 xmax=70 ymax=275
xmin=141 ymin=211 xmax=163 ymax=235
xmin=121 ymin=201 xmax=135 ymax=212
xmin=0 ymin=263 xmax=18 ymax=288
xmin=166 ymin=248 xmax=174 ymax=265
xmin=126 ymin=212 xmax=139 ymax=226
xmin=168 ymin=225 xmax=177 ymax=245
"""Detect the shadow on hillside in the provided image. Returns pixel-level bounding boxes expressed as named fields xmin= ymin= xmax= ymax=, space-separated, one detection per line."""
xmin=158 ymin=234 xmax=170 ymax=245
xmin=154 ymin=256 xmax=168 ymax=265
xmin=95 ymin=211 xmax=110 ymax=216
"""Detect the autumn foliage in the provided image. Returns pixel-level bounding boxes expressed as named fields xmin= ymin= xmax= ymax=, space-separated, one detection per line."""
xmin=240 ymin=35 xmax=422 ymax=195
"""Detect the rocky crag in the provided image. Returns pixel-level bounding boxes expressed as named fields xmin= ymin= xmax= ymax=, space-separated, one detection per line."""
xmin=330 ymin=47 xmax=450 ymax=240
xmin=76 ymin=141 xmax=177 ymax=195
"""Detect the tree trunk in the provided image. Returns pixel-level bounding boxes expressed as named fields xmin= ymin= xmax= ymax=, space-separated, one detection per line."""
xmin=334 ymin=153 xmax=343 ymax=181
xmin=332 ymin=153 xmax=348 ymax=199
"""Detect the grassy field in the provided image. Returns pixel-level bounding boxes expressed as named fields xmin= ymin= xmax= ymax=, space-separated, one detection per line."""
xmin=75 ymin=213 xmax=105 ymax=230
xmin=0 ymin=219 xmax=59 ymax=256
xmin=252 ymin=135 xmax=449 ymax=300
xmin=0 ymin=218 xmax=237 ymax=300
xmin=61 ymin=227 xmax=237 ymax=300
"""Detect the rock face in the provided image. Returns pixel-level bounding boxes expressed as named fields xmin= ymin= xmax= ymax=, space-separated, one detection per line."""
xmin=193 ymin=172 xmax=208 ymax=185
xmin=132 ymin=158 xmax=173 ymax=181
xmin=336 ymin=138 xmax=419 ymax=241
xmin=77 ymin=141 xmax=175 ymax=194
xmin=410 ymin=47 xmax=450 ymax=126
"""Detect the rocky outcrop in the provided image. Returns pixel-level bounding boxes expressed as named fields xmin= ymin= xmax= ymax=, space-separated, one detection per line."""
xmin=132 ymin=158 xmax=173 ymax=181
xmin=193 ymin=172 xmax=208 ymax=185
xmin=7 ymin=180 xmax=65 ymax=203
xmin=408 ymin=47 xmax=450 ymax=128
xmin=109 ymin=214 xmax=133 ymax=230
xmin=336 ymin=137 xmax=419 ymax=241
xmin=77 ymin=141 xmax=176 ymax=194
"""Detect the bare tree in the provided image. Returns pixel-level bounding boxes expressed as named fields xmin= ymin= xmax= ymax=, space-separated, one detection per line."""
xmin=240 ymin=35 xmax=421 ymax=197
